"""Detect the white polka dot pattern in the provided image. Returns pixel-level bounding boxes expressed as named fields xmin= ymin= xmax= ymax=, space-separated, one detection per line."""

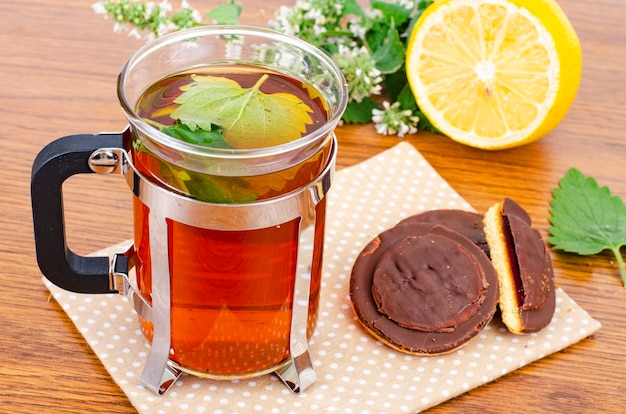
xmin=45 ymin=142 xmax=601 ymax=413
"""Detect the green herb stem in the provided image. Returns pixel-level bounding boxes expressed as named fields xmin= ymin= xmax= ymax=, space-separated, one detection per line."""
xmin=322 ymin=29 xmax=355 ymax=38
xmin=143 ymin=117 xmax=168 ymax=129
xmin=253 ymin=74 xmax=269 ymax=91
xmin=609 ymin=246 xmax=626 ymax=287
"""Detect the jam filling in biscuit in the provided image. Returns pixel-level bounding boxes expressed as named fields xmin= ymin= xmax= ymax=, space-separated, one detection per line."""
xmin=497 ymin=198 xmax=556 ymax=333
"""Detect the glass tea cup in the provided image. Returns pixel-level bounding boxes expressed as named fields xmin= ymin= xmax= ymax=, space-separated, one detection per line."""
xmin=31 ymin=25 xmax=347 ymax=395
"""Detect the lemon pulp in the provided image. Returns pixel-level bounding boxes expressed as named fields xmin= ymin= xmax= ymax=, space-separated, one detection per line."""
xmin=406 ymin=0 xmax=581 ymax=149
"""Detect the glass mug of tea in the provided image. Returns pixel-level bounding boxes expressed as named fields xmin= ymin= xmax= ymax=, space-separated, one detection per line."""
xmin=31 ymin=26 xmax=347 ymax=395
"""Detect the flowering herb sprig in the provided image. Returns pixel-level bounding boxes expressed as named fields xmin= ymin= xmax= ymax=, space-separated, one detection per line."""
xmin=92 ymin=0 xmax=438 ymax=136
xmin=92 ymin=0 xmax=243 ymax=40
xmin=92 ymin=0 xmax=203 ymax=40
xmin=269 ymin=0 xmax=437 ymax=136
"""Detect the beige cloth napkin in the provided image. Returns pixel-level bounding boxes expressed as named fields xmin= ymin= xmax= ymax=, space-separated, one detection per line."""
xmin=45 ymin=142 xmax=601 ymax=413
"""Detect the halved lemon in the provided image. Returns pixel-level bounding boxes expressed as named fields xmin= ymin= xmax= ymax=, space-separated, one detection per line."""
xmin=406 ymin=0 xmax=582 ymax=150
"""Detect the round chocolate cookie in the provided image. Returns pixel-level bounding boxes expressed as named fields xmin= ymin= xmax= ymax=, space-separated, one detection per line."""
xmin=350 ymin=223 xmax=498 ymax=355
xmin=396 ymin=210 xmax=489 ymax=257
xmin=372 ymin=234 xmax=488 ymax=332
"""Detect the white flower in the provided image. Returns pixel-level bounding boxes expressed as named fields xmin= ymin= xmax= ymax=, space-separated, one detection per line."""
xmin=348 ymin=21 xmax=367 ymax=40
xmin=332 ymin=45 xmax=383 ymax=102
xmin=127 ymin=27 xmax=143 ymax=39
xmin=313 ymin=24 xmax=327 ymax=36
xmin=372 ymin=101 xmax=419 ymax=137
xmin=365 ymin=8 xmax=383 ymax=19
xmin=113 ymin=22 xmax=124 ymax=34
xmin=180 ymin=0 xmax=201 ymax=22
xmin=158 ymin=21 xmax=178 ymax=37
xmin=269 ymin=5 xmax=302 ymax=36
xmin=191 ymin=9 xmax=203 ymax=23
xmin=92 ymin=2 xmax=106 ymax=15
xmin=298 ymin=0 xmax=313 ymax=11
xmin=159 ymin=0 xmax=172 ymax=13
xmin=304 ymin=8 xmax=323 ymax=21
xmin=394 ymin=0 xmax=416 ymax=10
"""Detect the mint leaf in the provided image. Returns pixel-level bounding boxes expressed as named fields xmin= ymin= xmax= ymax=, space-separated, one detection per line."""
xmin=171 ymin=74 xmax=314 ymax=149
xmin=416 ymin=110 xmax=439 ymax=133
xmin=396 ymin=83 xmax=418 ymax=111
xmin=343 ymin=0 xmax=365 ymax=17
xmin=548 ymin=167 xmax=626 ymax=286
xmin=371 ymin=0 xmax=413 ymax=27
xmin=182 ymin=171 xmax=256 ymax=203
xmin=371 ymin=20 xmax=406 ymax=74
xmin=160 ymin=122 xmax=229 ymax=148
xmin=342 ymin=98 xmax=380 ymax=124
xmin=205 ymin=0 xmax=242 ymax=25
xmin=365 ymin=20 xmax=388 ymax=52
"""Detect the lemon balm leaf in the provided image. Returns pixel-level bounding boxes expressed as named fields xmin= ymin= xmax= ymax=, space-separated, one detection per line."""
xmin=170 ymin=75 xmax=240 ymax=132
xmin=548 ymin=168 xmax=626 ymax=286
xmin=171 ymin=74 xmax=314 ymax=148
xmin=371 ymin=20 xmax=406 ymax=74
xmin=371 ymin=0 xmax=413 ymax=27
xmin=342 ymin=98 xmax=380 ymax=124
xmin=204 ymin=0 xmax=242 ymax=25
xmin=548 ymin=168 xmax=626 ymax=254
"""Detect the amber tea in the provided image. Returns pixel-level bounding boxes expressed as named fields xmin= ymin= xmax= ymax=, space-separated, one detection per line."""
xmin=131 ymin=66 xmax=332 ymax=376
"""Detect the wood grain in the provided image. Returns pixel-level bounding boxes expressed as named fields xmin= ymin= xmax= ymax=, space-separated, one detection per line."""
xmin=1 ymin=0 xmax=625 ymax=412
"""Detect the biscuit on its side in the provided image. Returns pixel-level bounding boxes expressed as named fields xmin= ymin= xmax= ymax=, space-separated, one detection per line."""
xmin=483 ymin=198 xmax=555 ymax=334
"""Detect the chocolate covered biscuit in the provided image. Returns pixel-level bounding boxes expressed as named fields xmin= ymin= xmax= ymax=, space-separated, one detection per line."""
xmin=396 ymin=210 xmax=489 ymax=257
xmin=483 ymin=198 xmax=556 ymax=334
xmin=350 ymin=223 xmax=498 ymax=355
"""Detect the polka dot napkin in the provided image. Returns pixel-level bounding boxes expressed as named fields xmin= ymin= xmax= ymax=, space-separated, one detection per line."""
xmin=45 ymin=142 xmax=601 ymax=413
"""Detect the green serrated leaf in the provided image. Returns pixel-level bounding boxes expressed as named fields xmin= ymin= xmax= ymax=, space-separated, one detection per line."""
xmin=205 ymin=0 xmax=242 ymax=25
xmin=396 ymin=83 xmax=417 ymax=111
xmin=371 ymin=20 xmax=406 ymax=74
xmin=548 ymin=167 xmax=626 ymax=286
xmin=171 ymin=74 xmax=314 ymax=149
xmin=160 ymin=122 xmax=229 ymax=148
xmin=371 ymin=0 xmax=413 ymax=27
xmin=342 ymin=98 xmax=380 ymax=124
xmin=365 ymin=19 xmax=391 ymax=54
xmin=343 ymin=0 xmax=366 ymax=17
xmin=183 ymin=172 xmax=257 ymax=203
xmin=384 ymin=69 xmax=410 ymax=104
xmin=416 ymin=110 xmax=439 ymax=133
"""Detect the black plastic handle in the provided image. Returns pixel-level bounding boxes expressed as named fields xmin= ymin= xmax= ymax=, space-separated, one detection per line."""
xmin=31 ymin=132 xmax=128 ymax=294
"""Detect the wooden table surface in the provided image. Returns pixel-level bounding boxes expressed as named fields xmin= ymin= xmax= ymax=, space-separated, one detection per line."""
xmin=1 ymin=0 xmax=625 ymax=412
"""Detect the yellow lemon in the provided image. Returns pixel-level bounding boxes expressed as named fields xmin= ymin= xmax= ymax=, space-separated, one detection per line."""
xmin=406 ymin=0 xmax=582 ymax=149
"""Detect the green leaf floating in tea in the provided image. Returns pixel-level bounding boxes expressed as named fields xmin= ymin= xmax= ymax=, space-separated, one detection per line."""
xmin=159 ymin=122 xmax=229 ymax=148
xmin=170 ymin=74 xmax=314 ymax=148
